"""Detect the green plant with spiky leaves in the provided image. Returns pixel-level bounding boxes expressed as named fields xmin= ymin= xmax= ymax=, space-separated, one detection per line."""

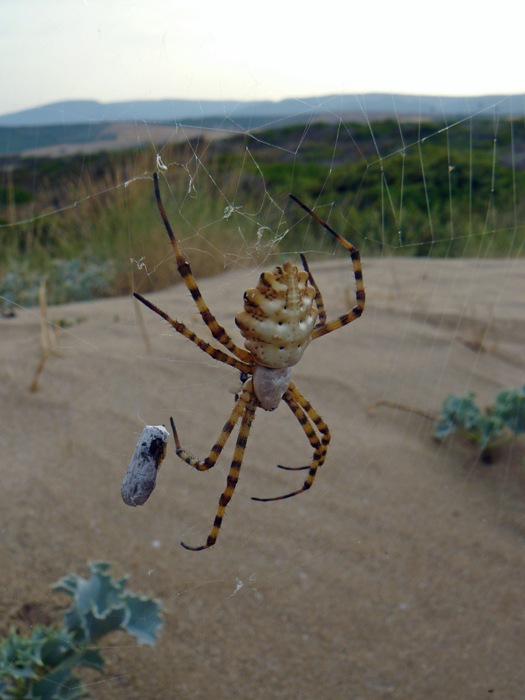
xmin=0 ymin=562 xmax=163 ymax=699
xmin=434 ymin=386 xmax=525 ymax=461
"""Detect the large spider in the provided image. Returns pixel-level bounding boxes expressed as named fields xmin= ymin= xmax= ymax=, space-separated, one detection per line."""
xmin=134 ymin=173 xmax=365 ymax=550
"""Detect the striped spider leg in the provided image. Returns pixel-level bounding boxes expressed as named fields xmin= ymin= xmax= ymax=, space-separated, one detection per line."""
xmin=133 ymin=174 xmax=365 ymax=549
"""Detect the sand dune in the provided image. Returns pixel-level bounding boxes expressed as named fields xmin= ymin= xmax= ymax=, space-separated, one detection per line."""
xmin=1 ymin=257 xmax=524 ymax=699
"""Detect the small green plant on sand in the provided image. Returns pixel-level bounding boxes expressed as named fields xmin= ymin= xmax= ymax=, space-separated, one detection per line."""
xmin=0 ymin=562 xmax=164 ymax=700
xmin=434 ymin=386 xmax=525 ymax=461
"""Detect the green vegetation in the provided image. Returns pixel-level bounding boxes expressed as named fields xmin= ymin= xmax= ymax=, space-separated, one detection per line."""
xmin=0 ymin=561 xmax=163 ymax=699
xmin=0 ymin=124 xmax=118 ymax=156
xmin=434 ymin=386 xmax=525 ymax=461
xmin=1 ymin=118 xmax=524 ymax=308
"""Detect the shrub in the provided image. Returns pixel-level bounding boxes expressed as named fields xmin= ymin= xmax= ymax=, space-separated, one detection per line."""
xmin=0 ymin=562 xmax=163 ymax=699
xmin=434 ymin=386 xmax=525 ymax=460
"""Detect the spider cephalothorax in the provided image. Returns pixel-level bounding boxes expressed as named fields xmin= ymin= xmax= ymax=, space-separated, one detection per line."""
xmin=133 ymin=174 xmax=365 ymax=550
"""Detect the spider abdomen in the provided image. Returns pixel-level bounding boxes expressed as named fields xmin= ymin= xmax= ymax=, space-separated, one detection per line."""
xmin=235 ymin=261 xmax=317 ymax=369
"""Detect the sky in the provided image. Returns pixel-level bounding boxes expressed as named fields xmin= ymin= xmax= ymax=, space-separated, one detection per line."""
xmin=1 ymin=0 xmax=524 ymax=117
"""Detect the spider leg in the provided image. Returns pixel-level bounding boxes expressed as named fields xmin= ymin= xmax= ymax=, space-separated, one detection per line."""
xmin=289 ymin=195 xmax=365 ymax=339
xmin=153 ymin=173 xmax=252 ymax=363
xmin=181 ymin=395 xmax=257 ymax=551
xmin=275 ymin=389 xmax=322 ymax=471
xmin=252 ymin=382 xmax=330 ymax=502
xmin=134 ymin=292 xmax=251 ymax=373
xmin=170 ymin=384 xmax=252 ymax=473
xmin=300 ymin=253 xmax=327 ymax=327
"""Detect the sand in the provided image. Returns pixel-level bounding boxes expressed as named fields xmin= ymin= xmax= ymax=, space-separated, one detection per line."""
xmin=1 ymin=257 xmax=524 ymax=699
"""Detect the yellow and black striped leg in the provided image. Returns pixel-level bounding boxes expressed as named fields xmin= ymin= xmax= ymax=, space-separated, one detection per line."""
xmin=153 ymin=173 xmax=252 ymax=363
xmin=289 ymin=194 xmax=365 ymax=340
xmin=134 ymin=292 xmax=251 ymax=372
xmin=300 ymin=254 xmax=327 ymax=327
xmin=291 ymin=383 xmax=331 ymax=473
xmin=170 ymin=385 xmax=253 ymax=473
xmin=252 ymin=382 xmax=331 ymax=502
xmin=275 ymin=389 xmax=322 ymax=472
xmin=181 ymin=400 xmax=256 ymax=551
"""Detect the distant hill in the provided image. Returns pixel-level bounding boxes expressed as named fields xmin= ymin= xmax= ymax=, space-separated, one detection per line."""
xmin=1 ymin=93 xmax=523 ymax=157
xmin=1 ymin=93 xmax=524 ymax=127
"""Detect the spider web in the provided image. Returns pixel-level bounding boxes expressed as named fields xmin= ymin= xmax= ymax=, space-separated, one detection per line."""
xmin=1 ymin=82 xmax=525 ymax=700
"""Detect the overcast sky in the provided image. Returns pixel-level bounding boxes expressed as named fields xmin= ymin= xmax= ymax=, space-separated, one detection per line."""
xmin=1 ymin=0 xmax=523 ymax=116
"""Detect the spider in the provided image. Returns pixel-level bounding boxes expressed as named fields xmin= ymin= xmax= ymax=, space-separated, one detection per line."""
xmin=134 ymin=173 xmax=365 ymax=550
